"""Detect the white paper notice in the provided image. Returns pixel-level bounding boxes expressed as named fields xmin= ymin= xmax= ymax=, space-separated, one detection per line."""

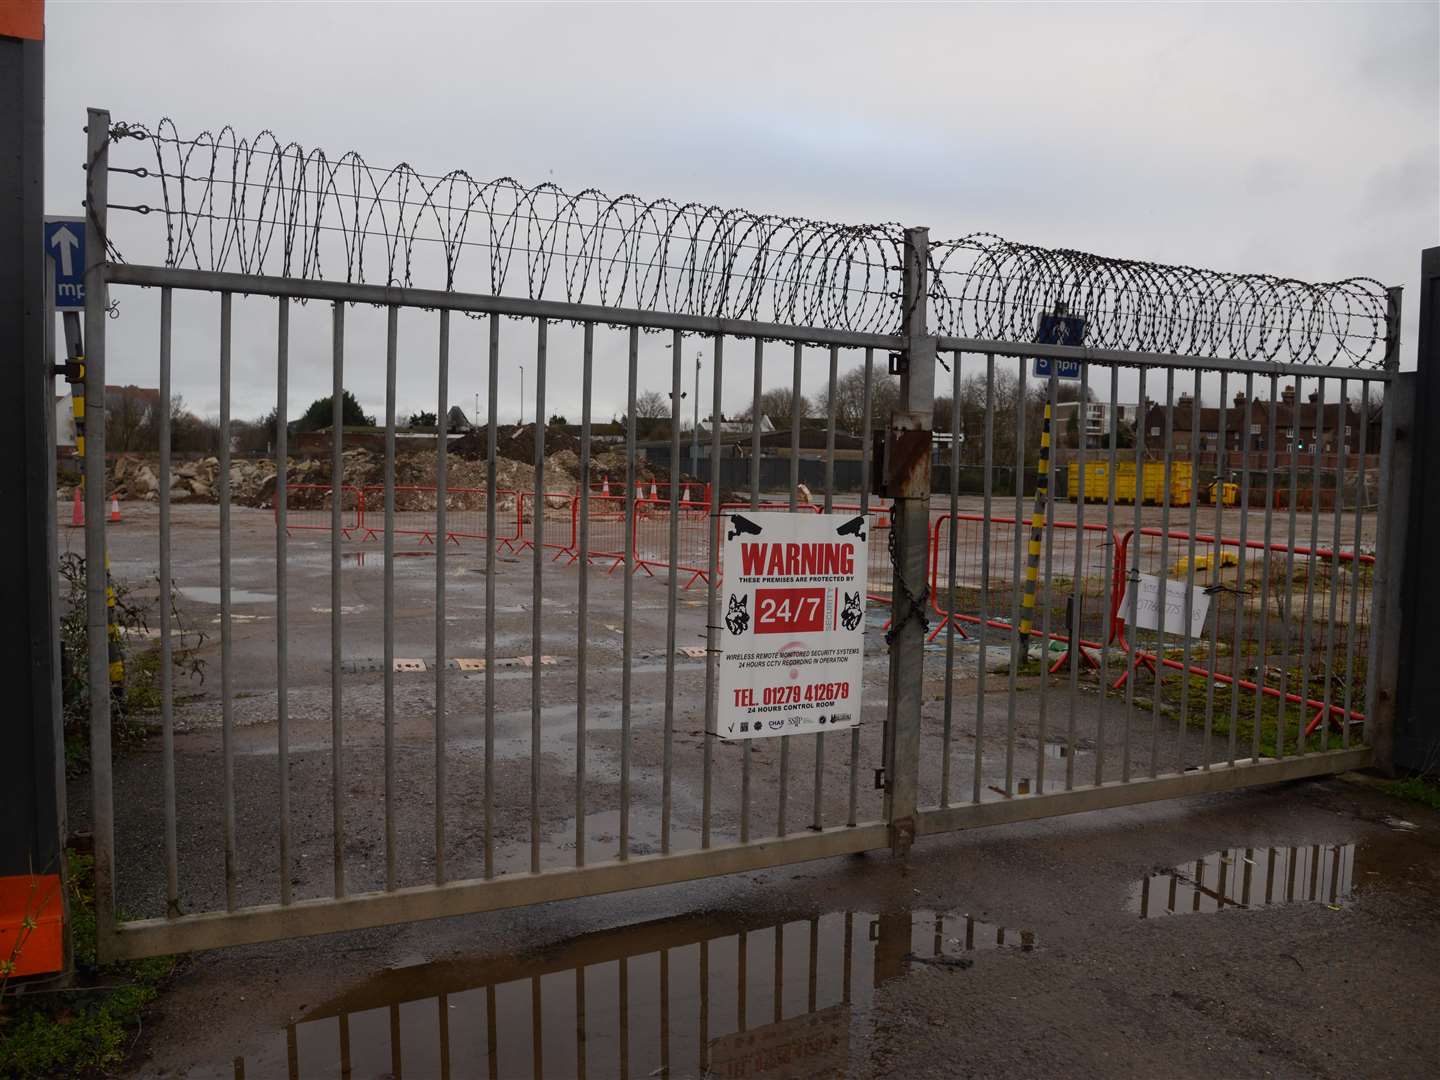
xmin=715 ymin=510 xmax=869 ymax=740
xmin=1120 ymin=573 xmax=1211 ymax=638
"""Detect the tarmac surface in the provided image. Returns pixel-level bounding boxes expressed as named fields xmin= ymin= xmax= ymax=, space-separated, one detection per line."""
xmin=61 ymin=499 xmax=1427 ymax=1078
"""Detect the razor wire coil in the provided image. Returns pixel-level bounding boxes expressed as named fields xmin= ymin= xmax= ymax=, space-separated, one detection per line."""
xmin=99 ymin=119 xmax=1389 ymax=366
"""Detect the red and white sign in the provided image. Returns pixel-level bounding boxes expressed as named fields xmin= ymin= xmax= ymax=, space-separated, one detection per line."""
xmin=716 ymin=511 xmax=869 ymax=741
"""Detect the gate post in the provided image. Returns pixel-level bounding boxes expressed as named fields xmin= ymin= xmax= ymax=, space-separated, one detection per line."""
xmin=83 ymin=108 xmax=117 ymax=952
xmin=884 ymin=227 xmax=935 ymax=854
xmin=1390 ymin=249 xmax=1440 ymax=774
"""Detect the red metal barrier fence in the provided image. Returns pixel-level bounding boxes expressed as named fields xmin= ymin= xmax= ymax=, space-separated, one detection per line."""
xmin=356 ymin=485 xmax=523 ymax=550
xmin=1111 ymin=526 xmax=1373 ymax=736
xmin=277 ymin=490 xmax=1371 ymax=734
xmin=277 ymin=483 xmax=363 ymax=537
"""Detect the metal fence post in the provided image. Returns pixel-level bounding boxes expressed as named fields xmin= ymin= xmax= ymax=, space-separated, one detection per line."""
xmin=1389 ymin=254 xmax=1440 ymax=775
xmin=885 ymin=226 xmax=935 ymax=854
xmin=83 ymin=107 xmax=117 ymax=952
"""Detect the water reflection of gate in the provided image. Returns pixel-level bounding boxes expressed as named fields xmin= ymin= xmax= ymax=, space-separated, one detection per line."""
xmin=1133 ymin=843 xmax=1355 ymax=919
xmin=222 ymin=907 xmax=1035 ymax=1079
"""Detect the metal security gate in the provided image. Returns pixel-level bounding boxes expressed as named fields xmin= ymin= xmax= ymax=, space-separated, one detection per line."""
xmin=77 ymin=109 xmax=1403 ymax=960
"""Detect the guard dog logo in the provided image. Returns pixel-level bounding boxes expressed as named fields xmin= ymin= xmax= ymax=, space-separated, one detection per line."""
xmin=725 ymin=594 xmax=750 ymax=635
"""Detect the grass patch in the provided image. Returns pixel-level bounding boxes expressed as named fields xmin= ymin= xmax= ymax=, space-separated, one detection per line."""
xmin=0 ymin=854 xmax=177 ymax=1078
xmin=1125 ymin=665 xmax=1361 ymax=759
xmin=1382 ymin=776 xmax=1440 ymax=812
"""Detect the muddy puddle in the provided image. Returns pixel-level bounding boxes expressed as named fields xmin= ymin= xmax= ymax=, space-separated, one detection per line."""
xmin=1131 ymin=843 xmax=1355 ymax=918
xmin=209 ymin=906 xmax=1036 ymax=1078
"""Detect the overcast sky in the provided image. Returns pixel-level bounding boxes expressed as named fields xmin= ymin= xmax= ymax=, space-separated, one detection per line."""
xmin=42 ymin=1 xmax=1439 ymax=427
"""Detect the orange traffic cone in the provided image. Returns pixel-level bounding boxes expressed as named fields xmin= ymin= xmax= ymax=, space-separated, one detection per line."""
xmin=637 ymin=482 xmax=645 ymax=500
xmin=650 ymin=482 xmax=659 ymax=499
xmin=602 ymin=478 xmax=611 ymax=496
xmin=70 ymin=485 xmax=84 ymax=528
xmin=108 ymin=495 xmax=122 ymax=523
xmin=681 ymin=485 xmax=691 ymax=502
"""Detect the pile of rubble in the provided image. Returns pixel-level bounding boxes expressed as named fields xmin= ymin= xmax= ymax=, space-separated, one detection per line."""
xmin=89 ymin=443 xmax=658 ymax=511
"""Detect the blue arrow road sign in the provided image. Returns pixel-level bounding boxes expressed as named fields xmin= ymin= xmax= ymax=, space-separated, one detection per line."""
xmin=44 ymin=216 xmax=86 ymax=310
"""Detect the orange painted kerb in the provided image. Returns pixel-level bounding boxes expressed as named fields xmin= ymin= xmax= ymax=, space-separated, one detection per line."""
xmin=0 ymin=874 xmax=65 ymax=978
xmin=0 ymin=0 xmax=45 ymax=41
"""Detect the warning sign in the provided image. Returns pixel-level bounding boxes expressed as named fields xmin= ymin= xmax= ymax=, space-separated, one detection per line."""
xmin=715 ymin=511 xmax=869 ymax=741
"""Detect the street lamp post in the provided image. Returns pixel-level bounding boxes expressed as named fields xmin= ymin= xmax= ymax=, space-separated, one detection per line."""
xmin=519 ymin=364 xmax=525 ymax=426
xmin=692 ymin=351 xmax=702 ymax=478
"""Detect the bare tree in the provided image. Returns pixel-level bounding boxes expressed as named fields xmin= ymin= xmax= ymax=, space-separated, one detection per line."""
xmin=633 ymin=389 xmax=671 ymax=437
xmin=815 ymin=367 xmax=898 ymax=435
xmin=737 ymin=386 xmax=812 ymax=427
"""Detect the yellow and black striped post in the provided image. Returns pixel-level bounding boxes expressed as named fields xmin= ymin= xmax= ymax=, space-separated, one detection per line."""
xmin=70 ymin=356 xmax=85 ymax=458
xmin=1018 ymin=399 xmax=1054 ymax=656
xmin=65 ymin=352 xmax=124 ymax=701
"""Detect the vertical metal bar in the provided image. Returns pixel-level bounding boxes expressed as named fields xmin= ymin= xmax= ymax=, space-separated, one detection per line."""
xmin=270 ymin=296 xmax=292 ymax=915
xmin=274 ymin=297 xmax=290 ymax=906
xmin=575 ymin=966 xmax=587 ymax=1080
xmin=1342 ymin=383 xmax=1369 ymax=748
xmin=659 ymin=949 xmax=671 ymax=1079
xmin=1297 ymin=378 xmax=1325 ymax=756
xmin=772 ymin=924 xmax=784 ymax=1023
xmin=219 ymin=292 xmax=236 ymax=911
xmin=576 ymin=323 xmax=593 ymax=865
xmin=530 ymin=976 xmax=543 ymax=1079
xmin=779 ymin=340 xmax=802 ymax=838
xmin=531 ymin=319 xmax=548 ymax=873
xmin=621 ymin=327 xmax=638 ymax=859
xmin=941 ymin=350 xmax=961 ymax=808
xmin=1005 ymin=358 xmax=1027 ymax=794
xmin=744 ymin=339 xmax=762 ymax=842
xmin=383 ymin=306 xmax=398 ymax=890
xmin=699 ymin=941 xmax=710 ymax=1073
xmin=158 ymin=288 xmax=178 ymax=913
xmin=1065 ymin=360 xmax=1088 ymax=789
xmin=850 ymin=347 xmax=873 ymax=826
xmin=434 ymin=309 xmax=449 ymax=883
xmin=702 ymin=333 xmax=723 ymax=847
xmin=1231 ymin=372 xmax=1255 ymax=764
xmin=1202 ymin=372 xmax=1229 ymax=768
xmin=813 ymin=344 xmax=838 ymax=828
xmin=1177 ymin=377 xmax=1202 ymax=767
xmin=1254 ymin=373 xmax=1280 ymax=758
xmin=1278 ymin=376 xmax=1303 ymax=757
xmin=1034 ymin=369 xmax=1059 ymax=791
xmin=84 ymin=106 xmax=117 ymax=947
xmin=1121 ymin=368 xmax=1146 ymax=782
xmin=973 ymin=355 xmax=996 ymax=804
xmin=329 ymin=301 xmax=346 ymax=897
xmin=1321 ymin=378 xmax=1347 ymax=753
xmin=438 ymin=993 xmax=452 ymax=1080
xmin=1094 ymin=365 xmax=1119 ymax=787
xmin=484 ymin=314 xmax=499 ymax=879
xmin=662 ymin=329 xmax=682 ymax=853
xmin=1149 ymin=368 xmax=1176 ymax=778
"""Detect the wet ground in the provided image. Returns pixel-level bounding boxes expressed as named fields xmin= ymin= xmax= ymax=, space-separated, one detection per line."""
xmin=60 ymin=500 xmax=1429 ymax=1077
xmin=125 ymin=775 xmax=1440 ymax=1078
xmin=68 ymin=501 xmax=1337 ymax=920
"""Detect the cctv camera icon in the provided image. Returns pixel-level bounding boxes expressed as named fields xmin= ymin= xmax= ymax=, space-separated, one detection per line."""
xmin=728 ymin=514 xmax=763 ymax=541
xmin=836 ymin=515 xmax=866 ymax=542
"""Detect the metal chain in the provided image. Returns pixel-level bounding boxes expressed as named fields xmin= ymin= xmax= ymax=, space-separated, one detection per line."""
xmin=884 ymin=518 xmax=929 ymax=646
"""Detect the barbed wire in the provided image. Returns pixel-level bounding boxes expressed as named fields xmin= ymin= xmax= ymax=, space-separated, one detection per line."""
xmin=101 ymin=120 xmax=1389 ymax=365
xmin=928 ymin=233 xmax=1388 ymax=367
xmin=104 ymin=119 xmax=904 ymax=335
